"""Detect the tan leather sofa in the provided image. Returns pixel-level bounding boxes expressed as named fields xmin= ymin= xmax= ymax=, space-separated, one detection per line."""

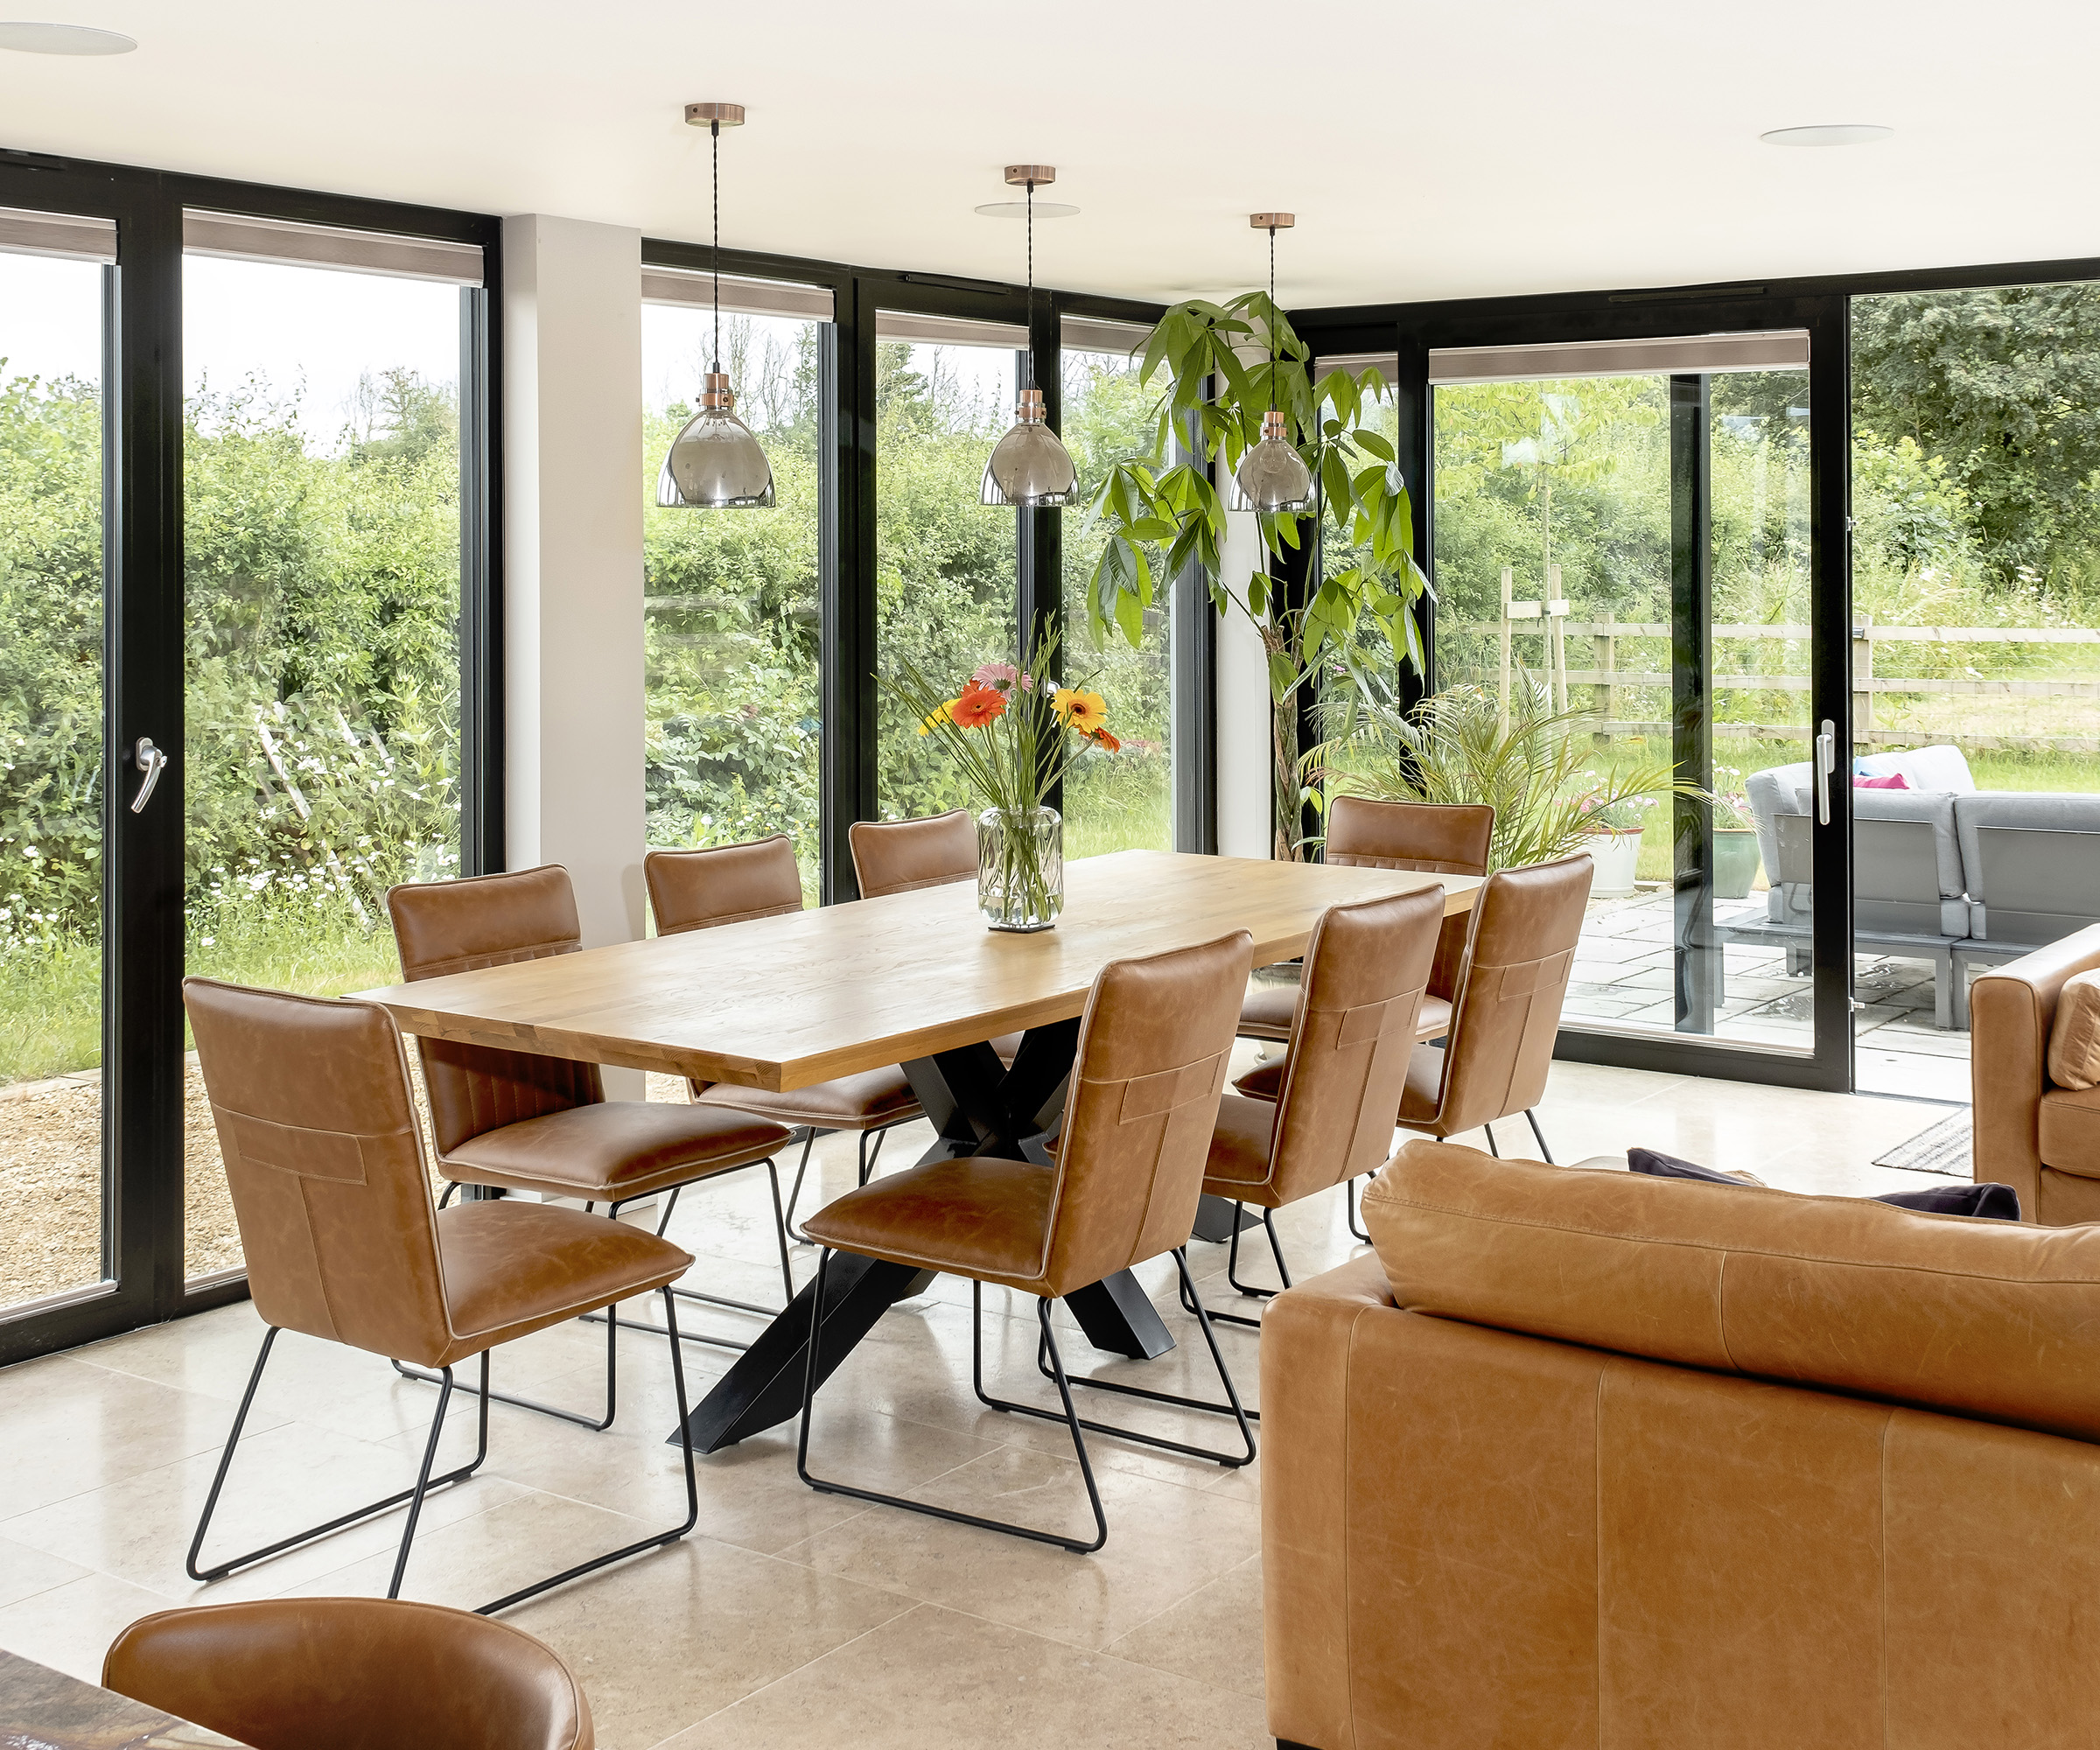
xmin=1263 ymin=1139 xmax=2100 ymax=1750
xmin=1972 ymin=920 xmax=2100 ymax=1224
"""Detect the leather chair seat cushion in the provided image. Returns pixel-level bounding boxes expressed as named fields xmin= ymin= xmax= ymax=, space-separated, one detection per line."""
xmin=1363 ymin=1138 xmax=2100 ymax=1444
xmin=1203 ymin=1093 xmax=1280 ymax=1200
xmin=1396 ymin=1042 xmax=1446 ymax=1124
xmin=696 ymin=1064 xmax=920 ymax=1129
xmin=441 ymin=1101 xmax=792 ymax=1200
xmin=800 ymin=1157 xmax=1054 ymax=1290
xmin=1237 ymin=982 xmax=1298 ymax=1040
xmin=429 ymin=1200 xmax=693 ymax=1367
xmin=1239 ymin=986 xmax=1452 ymax=1050
xmin=2040 ymin=1086 xmax=2100 ymax=1175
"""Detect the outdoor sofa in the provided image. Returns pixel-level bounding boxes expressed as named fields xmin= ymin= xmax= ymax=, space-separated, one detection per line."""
xmin=1731 ymin=744 xmax=2100 ymax=1028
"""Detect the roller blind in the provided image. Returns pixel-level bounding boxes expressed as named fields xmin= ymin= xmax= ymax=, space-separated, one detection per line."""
xmin=1316 ymin=332 xmax=1812 ymax=388
xmin=1432 ymin=331 xmax=1810 ymax=383
xmin=181 ymin=210 xmax=484 ymax=287
xmin=1060 ymin=315 xmax=1151 ymax=359
xmin=0 ymin=205 xmax=116 ymax=264
xmin=874 ymin=309 xmax=1027 ymax=351
xmin=640 ymin=266 xmax=835 ymax=323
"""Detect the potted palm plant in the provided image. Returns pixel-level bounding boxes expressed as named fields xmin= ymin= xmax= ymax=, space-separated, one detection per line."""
xmin=1308 ymin=681 xmax=1703 ymax=883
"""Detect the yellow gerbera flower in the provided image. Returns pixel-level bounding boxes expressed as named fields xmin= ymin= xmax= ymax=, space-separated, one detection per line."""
xmin=917 ymin=699 xmax=957 ymax=736
xmin=1054 ymin=688 xmax=1109 ymax=735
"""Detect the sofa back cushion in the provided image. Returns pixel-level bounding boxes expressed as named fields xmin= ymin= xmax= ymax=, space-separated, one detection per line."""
xmin=1362 ymin=1138 xmax=2100 ymax=1442
xmin=1858 ymin=743 xmax=1977 ymax=794
xmin=1956 ymin=794 xmax=2100 ymax=943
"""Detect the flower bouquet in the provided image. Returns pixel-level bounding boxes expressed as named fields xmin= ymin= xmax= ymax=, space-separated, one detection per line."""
xmin=882 ymin=635 xmax=1118 ymax=931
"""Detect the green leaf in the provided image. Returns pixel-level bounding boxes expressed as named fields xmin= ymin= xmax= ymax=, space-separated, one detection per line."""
xmin=1352 ymin=428 xmax=1395 ymax=462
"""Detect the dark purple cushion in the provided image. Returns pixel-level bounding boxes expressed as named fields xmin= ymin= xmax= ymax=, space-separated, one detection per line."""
xmin=1628 ymin=1149 xmax=2020 ymax=1222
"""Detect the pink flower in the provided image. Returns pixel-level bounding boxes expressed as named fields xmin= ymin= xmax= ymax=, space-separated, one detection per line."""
xmin=970 ymin=662 xmax=1033 ymax=693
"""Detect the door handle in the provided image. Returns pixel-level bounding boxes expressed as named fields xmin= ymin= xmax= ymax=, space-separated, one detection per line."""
xmin=1815 ymin=719 xmax=1837 ymax=826
xmin=130 ymin=736 xmax=166 ymax=815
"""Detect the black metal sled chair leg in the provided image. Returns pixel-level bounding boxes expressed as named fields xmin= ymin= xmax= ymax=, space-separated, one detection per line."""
xmin=1345 ymin=1175 xmax=1372 ymax=1243
xmin=1035 ymin=1249 xmax=1263 ymax=1432
xmin=796 ymin=1250 xmax=1110 ymax=1553
xmin=192 ymin=1327 xmax=492 ymax=1591
xmin=1524 ymin=1107 xmax=1556 ymax=1164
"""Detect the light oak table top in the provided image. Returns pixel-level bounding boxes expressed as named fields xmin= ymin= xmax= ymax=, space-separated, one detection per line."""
xmin=354 ymin=850 xmax=1480 ymax=1094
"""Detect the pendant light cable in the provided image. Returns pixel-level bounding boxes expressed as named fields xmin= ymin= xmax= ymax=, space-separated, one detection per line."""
xmin=1025 ymin=178 xmax=1035 ymax=393
xmin=710 ymin=118 xmax=721 ymax=374
xmin=1267 ymin=221 xmax=1278 ymax=415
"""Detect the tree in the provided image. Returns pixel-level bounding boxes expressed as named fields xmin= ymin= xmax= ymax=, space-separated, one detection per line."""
xmin=1080 ymin=295 xmax=1429 ymax=859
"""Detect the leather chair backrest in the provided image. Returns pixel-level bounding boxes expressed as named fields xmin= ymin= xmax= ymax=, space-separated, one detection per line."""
xmin=1432 ymin=854 xmax=1592 ymax=1136
xmin=183 ymin=979 xmax=452 ymax=1365
xmin=105 ymin=1597 xmax=593 ymax=1750
xmin=386 ymin=866 xmax=602 ymax=1157
xmin=1326 ymin=795 xmax=1494 ymax=875
xmin=1043 ymin=930 xmax=1252 ymax=1295
xmin=1325 ymin=797 xmax=1492 ymax=1000
xmin=646 ymin=835 xmax=802 ymax=935
xmin=850 ymin=809 xmax=975 ymax=898
xmin=1266 ymin=887 xmax=1442 ymax=1204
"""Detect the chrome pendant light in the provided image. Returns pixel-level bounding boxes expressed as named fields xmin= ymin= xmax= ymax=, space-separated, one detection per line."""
xmin=658 ymin=102 xmax=775 ymax=509
xmin=1230 ymin=212 xmax=1314 ymax=514
xmin=980 ymin=165 xmax=1078 ymax=509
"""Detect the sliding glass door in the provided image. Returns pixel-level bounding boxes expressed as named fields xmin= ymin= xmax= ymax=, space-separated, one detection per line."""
xmin=1422 ymin=309 xmax=1853 ymax=1088
xmin=0 ymin=171 xmax=495 ymax=1365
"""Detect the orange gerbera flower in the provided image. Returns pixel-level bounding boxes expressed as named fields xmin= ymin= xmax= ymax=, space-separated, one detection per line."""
xmin=1054 ymin=687 xmax=1108 ymax=735
xmin=950 ymin=681 xmax=1008 ymax=730
xmin=1091 ymin=728 xmax=1121 ymax=752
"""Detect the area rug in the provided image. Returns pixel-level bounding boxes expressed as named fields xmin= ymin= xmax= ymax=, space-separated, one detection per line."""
xmin=1872 ymin=1108 xmax=1974 ymax=1178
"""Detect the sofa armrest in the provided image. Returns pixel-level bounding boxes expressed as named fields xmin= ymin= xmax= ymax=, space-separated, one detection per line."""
xmin=1262 ymin=1254 xmax=1394 ymax=1750
xmin=1971 ymin=924 xmax=2100 ymax=1219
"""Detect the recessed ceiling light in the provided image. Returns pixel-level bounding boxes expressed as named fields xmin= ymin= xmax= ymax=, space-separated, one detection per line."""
xmin=1760 ymin=123 xmax=1892 ymax=148
xmin=975 ymin=200 xmax=1079 ymax=220
xmin=0 ymin=21 xmax=137 ymax=53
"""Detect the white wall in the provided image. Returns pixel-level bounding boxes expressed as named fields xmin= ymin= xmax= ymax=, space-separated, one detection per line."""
xmin=1214 ymin=502 xmax=1274 ymax=860
xmin=501 ymin=214 xmax=647 ymax=952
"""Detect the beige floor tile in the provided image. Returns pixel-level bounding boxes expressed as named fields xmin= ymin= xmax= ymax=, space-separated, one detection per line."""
xmin=0 ymin=1355 xmax=287 ymax=1519
xmin=0 ymin=1416 xmax=528 ymax=1605
xmin=780 ymin=1442 xmax=1262 ymax=1651
xmin=1107 ymin=1552 xmax=1265 ymax=1700
xmin=657 ymin=1602 xmax=1271 ymax=1750
xmin=499 ymin=1533 xmax=914 ymax=1750
xmin=0 ymin=1536 xmax=91 ymax=1609
xmin=0 ymin=1571 xmax=181 ymax=1684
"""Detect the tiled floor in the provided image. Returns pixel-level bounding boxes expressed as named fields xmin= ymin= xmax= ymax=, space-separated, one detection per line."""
xmin=0 ymin=1053 xmax=1953 ymax=1748
xmin=1568 ymin=886 xmax=1972 ymax=1100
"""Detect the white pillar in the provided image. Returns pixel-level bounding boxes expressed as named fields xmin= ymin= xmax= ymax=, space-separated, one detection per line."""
xmin=1214 ymin=505 xmax=1274 ymax=860
xmin=502 ymin=215 xmax=646 ymax=1103
xmin=501 ymin=214 xmax=646 ymax=948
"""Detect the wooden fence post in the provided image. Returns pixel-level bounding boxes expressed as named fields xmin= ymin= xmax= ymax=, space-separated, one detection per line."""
xmin=1593 ymin=612 xmax=1616 ymax=746
xmin=1852 ymin=619 xmax=1874 ymax=736
xmin=1498 ymin=566 xmax=1514 ymax=731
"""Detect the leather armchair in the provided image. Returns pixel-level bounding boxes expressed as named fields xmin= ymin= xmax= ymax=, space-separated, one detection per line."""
xmin=1971 ymin=920 xmax=2100 ymax=1224
xmin=1264 ymin=1138 xmax=2100 ymax=1749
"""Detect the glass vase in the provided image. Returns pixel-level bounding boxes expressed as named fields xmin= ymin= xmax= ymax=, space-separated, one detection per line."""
xmin=976 ymin=805 xmax=1063 ymax=932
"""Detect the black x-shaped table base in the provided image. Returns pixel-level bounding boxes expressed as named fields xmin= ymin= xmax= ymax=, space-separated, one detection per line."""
xmin=671 ymin=1019 xmax=1179 ymax=1454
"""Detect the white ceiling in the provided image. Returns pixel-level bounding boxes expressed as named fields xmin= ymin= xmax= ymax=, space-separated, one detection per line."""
xmin=3 ymin=0 xmax=2096 ymax=311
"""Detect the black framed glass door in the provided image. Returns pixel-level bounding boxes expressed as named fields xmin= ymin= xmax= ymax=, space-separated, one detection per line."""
xmin=1402 ymin=298 xmax=1855 ymax=1090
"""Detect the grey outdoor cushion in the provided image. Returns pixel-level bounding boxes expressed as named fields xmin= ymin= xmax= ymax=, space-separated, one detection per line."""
xmin=1746 ymin=762 xmax=1812 ymax=921
xmin=1956 ymin=793 xmax=2100 ymax=942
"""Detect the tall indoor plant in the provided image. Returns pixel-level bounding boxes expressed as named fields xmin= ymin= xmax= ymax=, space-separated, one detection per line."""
xmin=880 ymin=636 xmax=1118 ymax=931
xmin=1077 ymin=294 xmax=1430 ymax=860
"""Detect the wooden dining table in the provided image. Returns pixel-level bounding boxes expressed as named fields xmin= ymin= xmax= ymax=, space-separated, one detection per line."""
xmin=0 ymin=1647 xmax=248 ymax=1748
xmin=357 ymin=849 xmax=1479 ymax=1452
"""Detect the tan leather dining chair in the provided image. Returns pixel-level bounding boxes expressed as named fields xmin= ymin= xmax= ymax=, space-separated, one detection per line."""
xmin=1386 ymin=852 xmax=1591 ymax=1163
xmin=387 ymin=864 xmax=795 ymax=1428
xmin=1238 ymin=795 xmax=1493 ymax=1046
xmin=181 ymin=979 xmax=699 ymax=1615
xmin=645 ymin=835 xmax=923 ymax=1233
xmin=1196 ymin=886 xmax=1443 ymax=1325
xmin=106 ymin=1597 xmax=592 ymax=1750
xmin=798 ymin=930 xmax=1256 ymax=1551
xmin=848 ymin=810 xmax=1022 ymax=1067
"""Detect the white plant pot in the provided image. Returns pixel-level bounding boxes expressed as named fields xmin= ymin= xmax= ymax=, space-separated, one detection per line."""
xmin=1582 ymin=829 xmax=1643 ymax=898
